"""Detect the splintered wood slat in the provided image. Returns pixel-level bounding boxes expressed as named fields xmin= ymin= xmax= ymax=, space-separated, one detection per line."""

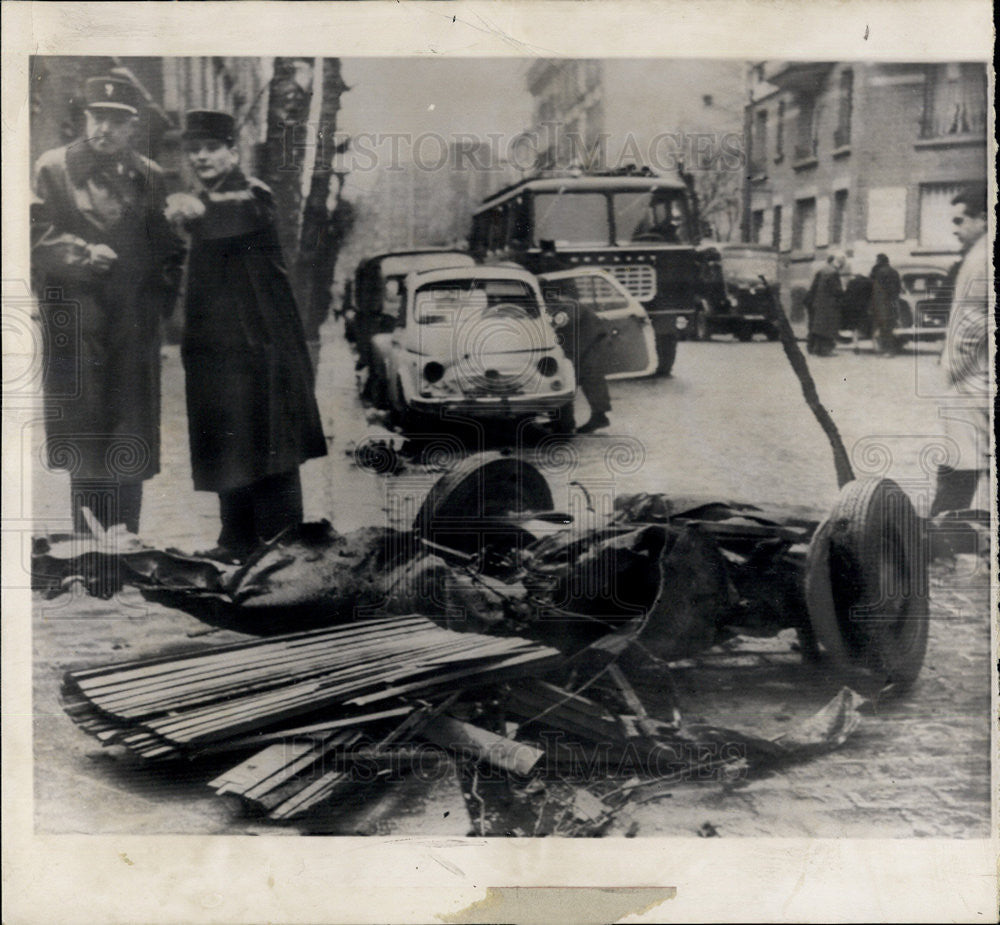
xmin=64 ymin=617 xmax=563 ymax=763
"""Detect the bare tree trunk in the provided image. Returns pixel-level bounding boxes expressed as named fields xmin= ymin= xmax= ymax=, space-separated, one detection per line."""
xmin=259 ymin=56 xmax=315 ymax=317
xmin=296 ymin=57 xmax=351 ymax=349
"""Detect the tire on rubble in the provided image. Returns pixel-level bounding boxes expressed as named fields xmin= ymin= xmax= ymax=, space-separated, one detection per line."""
xmin=804 ymin=477 xmax=929 ymax=689
xmin=413 ymin=451 xmax=555 ymax=542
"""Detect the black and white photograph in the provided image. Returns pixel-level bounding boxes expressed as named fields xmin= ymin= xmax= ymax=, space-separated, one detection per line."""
xmin=3 ymin=2 xmax=996 ymax=923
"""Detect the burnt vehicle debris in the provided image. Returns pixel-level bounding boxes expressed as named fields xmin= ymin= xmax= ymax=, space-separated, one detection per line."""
xmin=44 ymin=444 xmax=930 ymax=833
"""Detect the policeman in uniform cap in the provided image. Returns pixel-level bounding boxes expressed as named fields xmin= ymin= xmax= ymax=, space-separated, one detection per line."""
xmin=31 ymin=75 xmax=183 ymax=536
xmin=167 ymin=109 xmax=327 ymax=563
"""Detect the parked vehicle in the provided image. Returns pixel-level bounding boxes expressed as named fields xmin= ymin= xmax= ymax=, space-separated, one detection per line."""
xmin=537 ymin=268 xmax=658 ymax=379
xmin=368 ymin=266 xmax=576 ymax=433
xmin=697 ymin=243 xmax=781 ymax=341
xmin=894 ymin=263 xmax=957 ymax=344
xmin=347 ymin=249 xmax=475 ymax=369
xmin=469 ymin=167 xmax=727 ymax=377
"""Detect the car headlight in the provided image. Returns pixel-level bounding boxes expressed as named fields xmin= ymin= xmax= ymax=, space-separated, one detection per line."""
xmin=537 ymin=356 xmax=558 ymax=377
xmin=423 ymin=361 xmax=445 ymax=383
xmin=675 ymin=316 xmax=689 ymax=330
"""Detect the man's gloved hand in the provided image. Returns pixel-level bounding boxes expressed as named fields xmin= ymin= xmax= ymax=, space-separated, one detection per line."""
xmin=86 ymin=243 xmax=118 ymax=272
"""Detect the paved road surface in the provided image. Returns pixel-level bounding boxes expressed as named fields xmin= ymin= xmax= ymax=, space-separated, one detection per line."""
xmin=29 ymin=321 xmax=992 ymax=837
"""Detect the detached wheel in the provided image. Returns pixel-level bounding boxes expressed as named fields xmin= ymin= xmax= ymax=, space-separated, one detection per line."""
xmin=413 ymin=452 xmax=555 ymax=551
xmin=805 ymin=478 xmax=929 ymax=688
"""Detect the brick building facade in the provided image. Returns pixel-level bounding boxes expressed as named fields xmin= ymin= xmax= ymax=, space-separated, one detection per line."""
xmin=743 ymin=61 xmax=989 ymax=303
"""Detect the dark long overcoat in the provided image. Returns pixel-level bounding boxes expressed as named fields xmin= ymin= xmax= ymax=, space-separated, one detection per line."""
xmin=31 ymin=142 xmax=182 ymax=483
xmin=804 ymin=264 xmax=844 ymax=340
xmin=181 ymin=169 xmax=327 ymax=493
xmin=869 ymin=262 xmax=902 ymax=330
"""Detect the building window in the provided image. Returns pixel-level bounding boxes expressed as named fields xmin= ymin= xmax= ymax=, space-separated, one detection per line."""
xmin=831 ymin=189 xmax=849 ymax=245
xmin=772 ymin=205 xmax=783 ymax=250
xmin=751 ymin=108 xmax=768 ymax=174
xmin=834 ymin=69 xmax=853 ymax=148
xmin=921 ymin=63 xmax=986 ymax=139
xmin=919 ymin=182 xmax=965 ymax=249
xmin=792 ymin=197 xmax=817 ymax=251
xmin=794 ymin=95 xmax=818 ymax=161
xmin=775 ymin=100 xmax=785 ymax=160
xmin=750 ymin=209 xmax=765 ymax=243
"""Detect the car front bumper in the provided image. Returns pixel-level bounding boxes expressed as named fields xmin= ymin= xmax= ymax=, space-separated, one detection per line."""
xmin=410 ymin=391 xmax=575 ymax=419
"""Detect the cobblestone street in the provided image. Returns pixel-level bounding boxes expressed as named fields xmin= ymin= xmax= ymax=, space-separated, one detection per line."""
xmin=29 ymin=320 xmax=994 ymax=837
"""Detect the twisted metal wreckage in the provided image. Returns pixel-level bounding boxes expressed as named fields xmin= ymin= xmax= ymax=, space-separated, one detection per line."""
xmin=35 ymin=291 xmax=956 ymax=835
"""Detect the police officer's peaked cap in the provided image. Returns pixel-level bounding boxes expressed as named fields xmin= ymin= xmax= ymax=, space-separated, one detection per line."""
xmin=84 ymin=76 xmax=140 ymax=115
xmin=183 ymin=110 xmax=236 ymax=144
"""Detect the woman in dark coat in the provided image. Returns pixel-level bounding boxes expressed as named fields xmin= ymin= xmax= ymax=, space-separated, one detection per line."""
xmin=170 ymin=110 xmax=327 ymax=562
xmin=803 ymin=253 xmax=846 ymax=356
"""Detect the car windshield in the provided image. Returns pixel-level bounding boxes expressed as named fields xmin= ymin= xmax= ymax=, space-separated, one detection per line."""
xmin=533 ymin=192 xmax=610 ymax=246
xmin=612 ymin=189 xmax=693 ymax=244
xmin=414 ymin=278 xmax=540 ymax=324
xmin=543 ymin=274 xmax=630 ymax=313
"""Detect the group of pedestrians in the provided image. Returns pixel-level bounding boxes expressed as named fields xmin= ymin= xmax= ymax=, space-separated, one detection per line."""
xmin=801 ymin=182 xmax=990 ymax=516
xmin=32 ymin=76 xmax=325 ymax=563
xmin=804 ymin=251 xmax=903 ymax=357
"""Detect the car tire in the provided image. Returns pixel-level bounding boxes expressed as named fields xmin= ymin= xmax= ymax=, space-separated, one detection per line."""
xmin=413 ymin=452 xmax=555 ymax=551
xmin=655 ymin=333 xmax=678 ymax=376
xmin=765 ymin=325 xmax=779 ymax=341
xmin=388 ymin=379 xmax=427 ymax=434
xmin=551 ymin=400 xmax=576 ymax=435
xmin=804 ymin=477 xmax=929 ymax=689
xmin=735 ymin=324 xmax=754 ymax=342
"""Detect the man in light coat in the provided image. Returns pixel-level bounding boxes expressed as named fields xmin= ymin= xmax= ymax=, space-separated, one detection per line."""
xmin=930 ymin=182 xmax=991 ymax=515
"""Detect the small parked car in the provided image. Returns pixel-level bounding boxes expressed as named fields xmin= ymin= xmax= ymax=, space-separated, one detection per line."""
xmin=347 ymin=249 xmax=476 ymax=370
xmin=695 ymin=243 xmax=780 ymax=341
xmin=368 ymin=266 xmax=576 ymax=432
xmin=537 ymin=268 xmax=658 ymax=379
xmin=894 ymin=263 xmax=958 ymax=344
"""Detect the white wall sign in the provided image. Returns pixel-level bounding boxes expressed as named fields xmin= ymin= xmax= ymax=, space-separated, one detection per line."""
xmin=866 ymin=186 xmax=907 ymax=241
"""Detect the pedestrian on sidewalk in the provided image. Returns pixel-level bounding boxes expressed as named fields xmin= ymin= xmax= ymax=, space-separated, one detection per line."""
xmin=841 ymin=267 xmax=873 ymax=353
xmin=169 ymin=109 xmax=327 ymax=563
xmin=930 ymin=181 xmax=991 ymax=516
xmin=31 ymin=75 xmax=184 ymax=535
xmin=803 ymin=253 xmax=845 ymax=357
xmin=869 ymin=253 xmax=902 ymax=356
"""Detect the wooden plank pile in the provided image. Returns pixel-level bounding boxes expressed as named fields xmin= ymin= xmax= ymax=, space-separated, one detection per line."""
xmin=61 ymin=614 xmax=563 ymax=763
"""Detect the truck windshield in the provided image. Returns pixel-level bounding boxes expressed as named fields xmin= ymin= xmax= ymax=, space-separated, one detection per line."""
xmin=612 ymin=190 xmax=693 ymax=244
xmin=533 ymin=192 xmax=610 ymax=246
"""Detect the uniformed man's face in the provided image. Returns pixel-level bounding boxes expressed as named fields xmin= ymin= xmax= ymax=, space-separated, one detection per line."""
xmin=85 ymin=109 xmax=136 ymax=156
xmin=950 ymin=202 xmax=986 ymax=251
xmin=185 ymin=139 xmax=238 ymax=183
